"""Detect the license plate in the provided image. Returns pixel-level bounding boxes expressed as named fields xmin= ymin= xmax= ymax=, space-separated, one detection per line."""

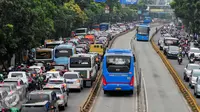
xmin=67 ymin=82 xmax=73 ymax=84
xmin=115 ymin=88 xmax=121 ymax=90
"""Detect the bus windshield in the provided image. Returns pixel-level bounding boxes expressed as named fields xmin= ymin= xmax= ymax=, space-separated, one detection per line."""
xmin=106 ymin=56 xmax=131 ymax=73
xmin=36 ymin=51 xmax=52 ymax=59
xmin=137 ymin=27 xmax=149 ymax=35
xmin=69 ymin=57 xmax=91 ymax=68
xmin=55 ymin=49 xmax=73 ymax=58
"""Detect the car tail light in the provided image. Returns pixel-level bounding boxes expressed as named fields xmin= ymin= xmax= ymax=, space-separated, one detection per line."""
xmin=76 ymin=79 xmax=80 ymax=83
xmin=27 ymin=66 xmax=30 ymax=68
xmin=59 ymin=95 xmax=64 ymax=99
xmin=17 ymin=81 xmax=21 ymax=86
xmin=130 ymin=76 xmax=134 ymax=86
xmin=10 ymin=90 xmax=13 ymax=94
xmin=102 ymin=76 xmax=107 ymax=86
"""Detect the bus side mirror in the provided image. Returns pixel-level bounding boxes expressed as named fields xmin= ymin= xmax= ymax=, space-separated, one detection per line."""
xmin=133 ymin=56 xmax=136 ymax=62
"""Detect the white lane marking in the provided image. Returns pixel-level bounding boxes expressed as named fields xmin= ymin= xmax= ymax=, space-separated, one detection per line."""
xmin=135 ymin=67 xmax=138 ymax=112
xmin=142 ymin=71 xmax=149 ymax=112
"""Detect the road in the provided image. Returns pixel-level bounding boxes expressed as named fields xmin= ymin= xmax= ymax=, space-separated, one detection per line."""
xmin=153 ymin=30 xmax=200 ymax=105
xmin=91 ymin=26 xmax=191 ymax=112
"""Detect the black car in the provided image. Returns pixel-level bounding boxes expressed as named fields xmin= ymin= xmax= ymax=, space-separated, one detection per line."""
xmin=166 ymin=46 xmax=179 ymax=58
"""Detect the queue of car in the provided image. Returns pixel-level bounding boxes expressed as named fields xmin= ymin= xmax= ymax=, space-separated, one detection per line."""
xmin=158 ymin=23 xmax=200 ymax=98
xmin=0 ymin=22 xmax=135 ymax=111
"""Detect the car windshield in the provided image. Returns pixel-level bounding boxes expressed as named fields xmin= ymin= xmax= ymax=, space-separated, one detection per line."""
xmin=193 ymin=71 xmax=200 ymax=77
xmin=29 ymin=94 xmax=50 ymax=102
xmin=188 ymin=65 xmax=200 ymax=70
xmin=11 ymin=73 xmax=23 ymax=77
xmin=64 ymin=74 xmax=78 ymax=79
xmin=43 ymin=88 xmax=61 ymax=94
xmin=169 ymin=46 xmax=179 ymax=51
xmin=21 ymin=106 xmax=46 ymax=112
xmin=3 ymin=81 xmax=18 ymax=85
xmin=190 ymin=49 xmax=200 ymax=53
xmin=48 ymin=80 xmax=63 ymax=84
xmin=53 ymin=66 xmax=65 ymax=70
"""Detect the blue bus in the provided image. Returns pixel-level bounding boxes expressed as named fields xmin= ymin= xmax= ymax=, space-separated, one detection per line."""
xmin=136 ymin=24 xmax=150 ymax=41
xmin=102 ymin=49 xmax=135 ymax=94
xmin=54 ymin=44 xmax=76 ymax=65
xmin=144 ymin=16 xmax=152 ymax=24
xmin=99 ymin=23 xmax=110 ymax=31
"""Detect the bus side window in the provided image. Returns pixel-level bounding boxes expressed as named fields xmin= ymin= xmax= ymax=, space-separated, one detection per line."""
xmin=100 ymin=45 xmax=103 ymax=49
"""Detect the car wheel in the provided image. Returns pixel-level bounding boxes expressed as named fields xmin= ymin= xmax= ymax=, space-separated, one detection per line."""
xmin=104 ymin=90 xmax=108 ymax=94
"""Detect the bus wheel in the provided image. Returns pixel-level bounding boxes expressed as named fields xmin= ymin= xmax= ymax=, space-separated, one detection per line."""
xmin=129 ymin=90 xmax=133 ymax=95
xmin=104 ymin=90 xmax=108 ymax=94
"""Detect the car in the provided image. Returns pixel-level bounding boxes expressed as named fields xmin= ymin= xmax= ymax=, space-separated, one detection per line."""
xmin=166 ymin=46 xmax=179 ymax=58
xmin=188 ymin=48 xmax=200 ymax=60
xmin=27 ymin=90 xmax=59 ymax=111
xmin=47 ymin=78 xmax=68 ymax=90
xmin=43 ymin=84 xmax=69 ymax=110
xmin=194 ymin=76 xmax=200 ymax=98
xmin=7 ymin=71 xmax=29 ymax=85
xmin=45 ymin=71 xmax=61 ymax=82
xmin=189 ymin=69 xmax=200 ymax=88
xmin=3 ymin=78 xmax=27 ymax=100
xmin=63 ymin=72 xmax=83 ymax=92
xmin=184 ymin=64 xmax=200 ymax=82
xmin=29 ymin=66 xmax=44 ymax=74
xmin=0 ymin=90 xmax=10 ymax=109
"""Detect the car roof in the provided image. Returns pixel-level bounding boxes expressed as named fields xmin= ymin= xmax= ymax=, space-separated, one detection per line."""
xmin=64 ymin=72 xmax=79 ymax=75
xmin=192 ymin=69 xmax=200 ymax=72
xmin=29 ymin=90 xmax=54 ymax=95
xmin=47 ymin=71 xmax=60 ymax=73
xmin=190 ymin=48 xmax=199 ymax=50
xmin=9 ymin=71 xmax=25 ymax=73
xmin=187 ymin=63 xmax=200 ymax=66
xmin=4 ymin=77 xmax=21 ymax=81
xmin=30 ymin=66 xmax=41 ymax=68
xmin=0 ymin=83 xmax=15 ymax=86
xmin=22 ymin=101 xmax=49 ymax=106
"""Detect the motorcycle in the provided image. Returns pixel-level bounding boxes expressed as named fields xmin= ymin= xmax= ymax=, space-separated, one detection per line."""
xmin=189 ymin=57 xmax=195 ymax=63
xmin=178 ymin=56 xmax=182 ymax=65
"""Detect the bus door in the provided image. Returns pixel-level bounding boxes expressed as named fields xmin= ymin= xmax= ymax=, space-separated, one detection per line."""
xmin=104 ymin=55 xmax=133 ymax=84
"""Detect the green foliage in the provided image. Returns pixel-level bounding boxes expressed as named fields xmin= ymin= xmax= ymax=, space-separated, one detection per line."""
xmin=0 ymin=0 xmax=139 ymax=66
xmin=170 ymin=0 xmax=200 ymax=34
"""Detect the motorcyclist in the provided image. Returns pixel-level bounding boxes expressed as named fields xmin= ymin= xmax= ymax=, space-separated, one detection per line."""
xmin=190 ymin=53 xmax=195 ymax=59
xmin=37 ymin=73 xmax=44 ymax=90
xmin=0 ymin=73 xmax=4 ymax=82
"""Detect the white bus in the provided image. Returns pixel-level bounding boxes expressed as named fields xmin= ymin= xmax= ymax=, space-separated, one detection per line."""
xmin=68 ymin=54 xmax=98 ymax=87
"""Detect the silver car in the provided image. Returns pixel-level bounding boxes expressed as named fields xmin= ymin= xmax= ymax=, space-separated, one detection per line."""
xmin=0 ymin=89 xmax=19 ymax=108
xmin=184 ymin=64 xmax=200 ymax=82
xmin=189 ymin=69 xmax=200 ymax=88
xmin=194 ymin=76 xmax=200 ymax=98
xmin=3 ymin=78 xmax=27 ymax=100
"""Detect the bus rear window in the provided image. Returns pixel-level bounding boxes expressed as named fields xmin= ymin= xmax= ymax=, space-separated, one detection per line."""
xmin=36 ymin=51 xmax=52 ymax=59
xmin=106 ymin=56 xmax=131 ymax=73
xmin=55 ymin=49 xmax=73 ymax=58
xmin=70 ymin=57 xmax=91 ymax=68
xmin=76 ymin=30 xmax=86 ymax=33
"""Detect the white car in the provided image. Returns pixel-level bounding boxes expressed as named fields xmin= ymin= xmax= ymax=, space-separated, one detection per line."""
xmin=29 ymin=66 xmax=43 ymax=74
xmin=63 ymin=72 xmax=83 ymax=92
xmin=189 ymin=69 xmax=200 ymax=88
xmin=46 ymin=71 xmax=61 ymax=80
xmin=188 ymin=48 xmax=200 ymax=59
xmin=7 ymin=71 xmax=28 ymax=85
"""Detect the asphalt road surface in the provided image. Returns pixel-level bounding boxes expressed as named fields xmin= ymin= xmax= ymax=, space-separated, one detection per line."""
xmin=91 ymin=26 xmax=191 ymax=112
xmin=153 ymin=30 xmax=200 ymax=106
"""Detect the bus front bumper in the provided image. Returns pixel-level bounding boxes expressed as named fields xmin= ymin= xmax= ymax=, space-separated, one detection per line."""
xmin=103 ymin=84 xmax=134 ymax=91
